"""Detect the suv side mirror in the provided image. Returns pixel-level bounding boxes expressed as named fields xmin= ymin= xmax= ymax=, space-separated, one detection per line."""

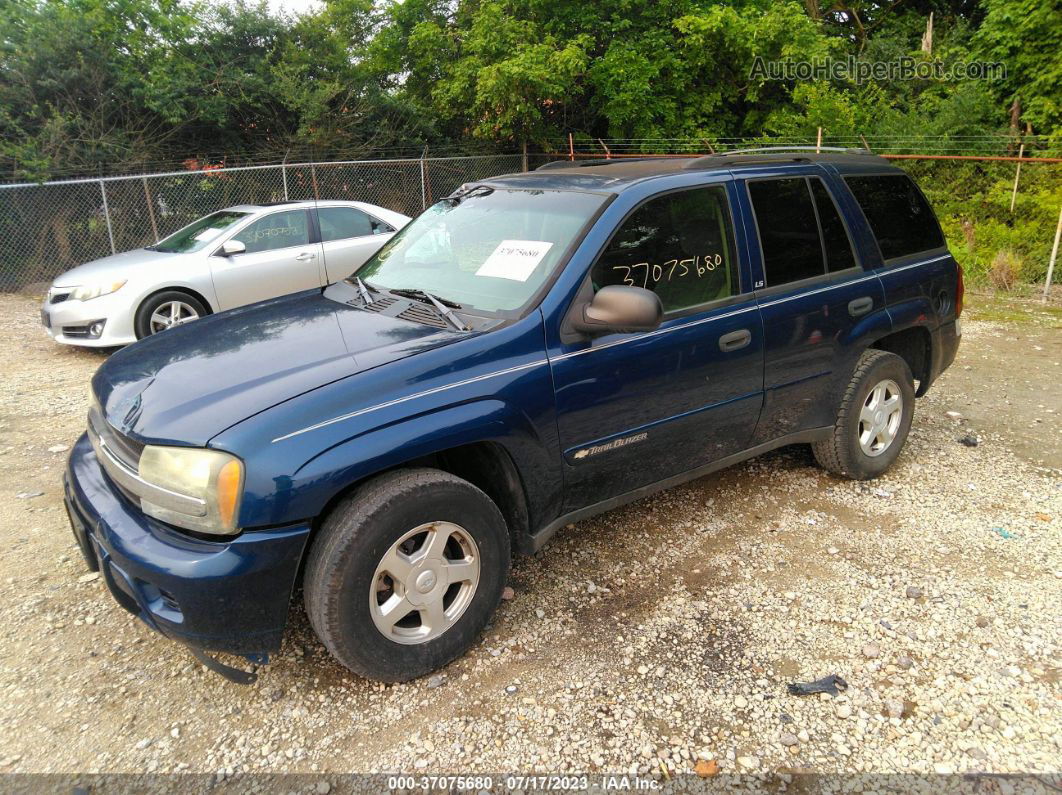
xmin=570 ymin=285 xmax=663 ymax=335
xmin=220 ymin=239 xmax=246 ymax=257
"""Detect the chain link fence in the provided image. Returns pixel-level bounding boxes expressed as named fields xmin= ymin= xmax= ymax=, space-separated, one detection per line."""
xmin=0 ymin=153 xmax=536 ymax=292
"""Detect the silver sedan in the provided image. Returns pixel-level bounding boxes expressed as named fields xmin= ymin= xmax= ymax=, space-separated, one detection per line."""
xmin=41 ymin=200 xmax=410 ymax=347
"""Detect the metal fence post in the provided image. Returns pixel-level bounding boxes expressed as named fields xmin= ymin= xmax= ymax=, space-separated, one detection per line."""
xmin=281 ymin=157 xmax=289 ymax=201
xmin=420 ymin=147 xmax=428 ymax=210
xmin=1044 ymin=204 xmax=1061 ymax=304
xmin=99 ymin=179 xmax=116 ymax=255
xmin=142 ymin=177 xmax=159 ymax=242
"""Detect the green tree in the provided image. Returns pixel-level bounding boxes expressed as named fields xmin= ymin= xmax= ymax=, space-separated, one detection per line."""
xmin=973 ymin=0 xmax=1062 ymax=137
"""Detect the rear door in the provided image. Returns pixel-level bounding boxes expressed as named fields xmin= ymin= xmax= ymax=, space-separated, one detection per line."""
xmin=210 ymin=208 xmax=324 ymax=309
xmin=736 ymin=169 xmax=886 ymax=444
xmin=548 ymin=181 xmax=765 ymax=510
xmin=316 ymin=205 xmax=397 ymax=282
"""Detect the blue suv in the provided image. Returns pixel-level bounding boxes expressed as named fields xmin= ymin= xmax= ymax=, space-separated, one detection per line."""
xmin=65 ymin=149 xmax=962 ymax=682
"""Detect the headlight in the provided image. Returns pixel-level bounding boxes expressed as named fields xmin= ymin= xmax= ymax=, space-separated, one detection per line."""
xmin=71 ymin=280 xmax=126 ymax=301
xmin=137 ymin=445 xmax=244 ymax=535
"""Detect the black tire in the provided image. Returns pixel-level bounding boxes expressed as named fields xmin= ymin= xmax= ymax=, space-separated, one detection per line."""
xmin=812 ymin=349 xmax=915 ymax=480
xmin=303 ymin=468 xmax=510 ymax=682
xmin=134 ymin=290 xmax=209 ymax=339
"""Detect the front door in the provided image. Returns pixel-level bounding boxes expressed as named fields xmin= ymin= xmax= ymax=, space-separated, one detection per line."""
xmin=210 ymin=208 xmax=324 ymax=309
xmin=548 ymin=183 xmax=765 ymax=511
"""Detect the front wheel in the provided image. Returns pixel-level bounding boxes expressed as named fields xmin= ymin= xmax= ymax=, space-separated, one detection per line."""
xmin=303 ymin=468 xmax=510 ymax=681
xmin=134 ymin=290 xmax=208 ymax=338
xmin=812 ymin=349 xmax=915 ymax=480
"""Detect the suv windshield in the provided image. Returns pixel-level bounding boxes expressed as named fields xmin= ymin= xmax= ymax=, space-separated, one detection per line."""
xmin=355 ymin=188 xmax=607 ymax=313
xmin=152 ymin=210 xmax=250 ymax=253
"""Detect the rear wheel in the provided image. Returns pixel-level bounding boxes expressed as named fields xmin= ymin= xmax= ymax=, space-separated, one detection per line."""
xmin=304 ymin=468 xmax=510 ymax=682
xmin=812 ymin=349 xmax=915 ymax=480
xmin=134 ymin=290 xmax=208 ymax=338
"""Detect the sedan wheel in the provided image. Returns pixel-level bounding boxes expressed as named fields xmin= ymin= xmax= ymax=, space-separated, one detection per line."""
xmin=149 ymin=300 xmax=199 ymax=334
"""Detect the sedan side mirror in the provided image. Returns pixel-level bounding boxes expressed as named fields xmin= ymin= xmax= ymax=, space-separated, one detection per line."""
xmin=220 ymin=239 xmax=246 ymax=257
xmin=570 ymin=285 xmax=663 ymax=336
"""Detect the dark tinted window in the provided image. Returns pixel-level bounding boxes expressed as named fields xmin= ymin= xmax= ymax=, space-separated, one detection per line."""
xmin=845 ymin=174 xmax=944 ymax=260
xmin=749 ymin=178 xmax=824 ymax=286
xmin=233 ymin=210 xmax=309 ymax=253
xmin=318 ymin=207 xmax=372 ymax=241
xmin=810 ymin=179 xmax=856 ymax=272
xmin=591 ymin=186 xmax=736 ymax=313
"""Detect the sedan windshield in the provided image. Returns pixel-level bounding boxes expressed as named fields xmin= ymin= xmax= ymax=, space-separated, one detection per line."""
xmin=355 ymin=188 xmax=607 ymax=313
xmin=152 ymin=210 xmax=250 ymax=253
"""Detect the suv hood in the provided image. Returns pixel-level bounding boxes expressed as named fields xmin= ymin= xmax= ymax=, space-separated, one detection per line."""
xmin=92 ymin=286 xmax=459 ymax=446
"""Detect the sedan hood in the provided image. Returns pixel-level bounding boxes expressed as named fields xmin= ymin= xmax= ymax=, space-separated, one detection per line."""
xmin=53 ymin=248 xmax=187 ymax=286
xmin=92 ymin=285 xmax=458 ymax=446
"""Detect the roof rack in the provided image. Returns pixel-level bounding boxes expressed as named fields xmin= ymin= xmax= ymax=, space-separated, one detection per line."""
xmin=684 ymin=146 xmax=882 ymax=169
xmin=714 ymin=146 xmax=873 ymax=157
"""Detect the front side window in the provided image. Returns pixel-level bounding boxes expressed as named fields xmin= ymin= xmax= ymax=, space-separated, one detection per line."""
xmin=318 ymin=207 xmax=375 ymax=241
xmin=357 ymin=188 xmax=607 ymax=314
xmin=232 ymin=210 xmax=310 ymax=254
xmin=152 ymin=210 xmax=249 ymax=253
xmin=845 ymin=174 xmax=944 ymax=260
xmin=590 ymin=186 xmax=736 ymax=314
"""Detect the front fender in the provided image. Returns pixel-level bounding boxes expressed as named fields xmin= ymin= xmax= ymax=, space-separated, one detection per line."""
xmin=280 ymin=399 xmax=559 ymax=527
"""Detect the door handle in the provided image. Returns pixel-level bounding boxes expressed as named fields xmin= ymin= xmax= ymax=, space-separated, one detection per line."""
xmin=848 ymin=297 xmax=873 ymax=317
xmin=295 ymin=251 xmax=317 ymax=261
xmin=718 ymin=329 xmax=752 ymax=352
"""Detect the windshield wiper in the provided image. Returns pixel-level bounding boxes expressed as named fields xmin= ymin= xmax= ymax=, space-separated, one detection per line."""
xmin=389 ymin=288 xmax=470 ymax=332
xmin=353 ymin=276 xmax=375 ymax=305
xmin=441 ymin=185 xmax=494 ymax=206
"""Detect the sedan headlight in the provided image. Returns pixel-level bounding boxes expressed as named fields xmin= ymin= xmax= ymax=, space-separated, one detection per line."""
xmin=71 ymin=280 xmax=126 ymax=301
xmin=138 ymin=445 xmax=244 ymax=535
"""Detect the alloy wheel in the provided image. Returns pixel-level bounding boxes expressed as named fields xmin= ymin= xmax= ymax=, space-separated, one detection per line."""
xmin=369 ymin=521 xmax=480 ymax=644
xmin=149 ymin=300 xmax=199 ymax=334
xmin=858 ymin=378 xmax=903 ymax=457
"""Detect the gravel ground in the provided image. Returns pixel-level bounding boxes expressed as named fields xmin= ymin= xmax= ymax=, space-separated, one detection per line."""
xmin=0 ymin=291 xmax=1058 ymax=781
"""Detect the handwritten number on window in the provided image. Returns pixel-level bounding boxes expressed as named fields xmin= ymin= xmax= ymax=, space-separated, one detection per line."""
xmin=613 ymin=254 xmax=721 ymax=287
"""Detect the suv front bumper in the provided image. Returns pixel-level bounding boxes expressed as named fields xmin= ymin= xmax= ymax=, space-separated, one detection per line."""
xmin=64 ymin=433 xmax=311 ymax=656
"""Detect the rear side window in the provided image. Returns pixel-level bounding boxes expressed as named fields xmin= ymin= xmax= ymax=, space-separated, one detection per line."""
xmin=845 ymin=174 xmax=944 ymax=260
xmin=748 ymin=178 xmax=824 ymax=285
xmin=318 ymin=207 xmax=373 ymax=241
xmin=318 ymin=207 xmax=395 ymax=242
xmin=810 ymin=179 xmax=856 ymax=273
xmin=590 ymin=186 xmax=737 ymax=314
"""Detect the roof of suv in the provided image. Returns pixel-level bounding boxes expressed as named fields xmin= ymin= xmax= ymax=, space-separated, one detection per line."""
xmin=481 ymin=149 xmax=899 ymax=192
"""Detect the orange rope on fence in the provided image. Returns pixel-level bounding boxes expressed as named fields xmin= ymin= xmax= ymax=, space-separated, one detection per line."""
xmin=883 ymin=153 xmax=1062 ymax=163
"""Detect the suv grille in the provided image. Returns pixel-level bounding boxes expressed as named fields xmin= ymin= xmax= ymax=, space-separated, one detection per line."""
xmin=87 ymin=405 xmax=146 ymax=505
xmin=88 ymin=406 xmax=144 ymax=470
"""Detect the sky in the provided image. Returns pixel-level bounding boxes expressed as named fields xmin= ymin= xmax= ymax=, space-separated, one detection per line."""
xmin=263 ymin=0 xmax=324 ymax=18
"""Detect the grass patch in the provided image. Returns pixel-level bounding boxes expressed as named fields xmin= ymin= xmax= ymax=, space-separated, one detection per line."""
xmin=965 ymin=290 xmax=1062 ymax=328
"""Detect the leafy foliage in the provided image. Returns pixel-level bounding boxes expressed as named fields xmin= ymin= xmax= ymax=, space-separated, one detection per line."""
xmin=1 ymin=0 xmax=1059 ymax=284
